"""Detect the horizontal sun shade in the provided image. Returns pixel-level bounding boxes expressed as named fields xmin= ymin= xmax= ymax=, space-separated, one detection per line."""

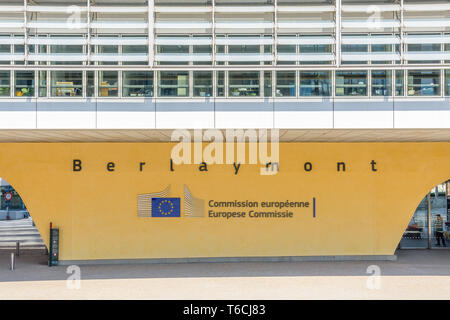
xmin=216 ymin=37 xmax=273 ymax=45
xmin=215 ymin=21 xmax=274 ymax=29
xmin=404 ymin=35 xmax=450 ymax=44
xmin=155 ymin=53 xmax=212 ymax=62
xmin=277 ymin=36 xmax=334 ymax=45
xmin=341 ymin=36 xmax=400 ymax=45
xmin=156 ymin=37 xmax=212 ymax=46
xmin=277 ymin=5 xmax=335 ymax=12
xmin=342 ymin=4 xmax=400 ymax=12
xmin=278 ymin=21 xmax=335 ymax=29
xmin=403 ymin=19 xmax=450 ymax=28
xmin=404 ymin=3 xmax=450 ymax=11
xmin=91 ymin=54 xmax=148 ymax=62
xmin=0 ymin=53 xmax=25 ymax=61
xmin=92 ymin=37 xmax=149 ymax=46
xmin=28 ymin=54 xmax=87 ymax=62
xmin=0 ymin=21 xmax=25 ymax=28
xmin=215 ymin=53 xmax=273 ymax=62
xmin=154 ymin=6 xmax=212 ymax=13
xmin=278 ymin=53 xmax=335 ymax=62
xmin=214 ymin=6 xmax=274 ymax=13
xmin=27 ymin=6 xmax=87 ymax=12
xmin=27 ymin=21 xmax=88 ymax=29
xmin=90 ymin=6 xmax=148 ymax=13
xmin=0 ymin=37 xmax=25 ymax=45
xmin=28 ymin=37 xmax=87 ymax=45
xmin=155 ymin=21 xmax=212 ymax=29
xmin=404 ymin=52 xmax=450 ymax=61
xmin=90 ymin=21 xmax=148 ymax=29
xmin=342 ymin=20 xmax=400 ymax=29
xmin=341 ymin=52 xmax=401 ymax=61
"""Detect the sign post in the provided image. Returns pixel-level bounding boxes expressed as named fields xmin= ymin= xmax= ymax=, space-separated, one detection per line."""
xmin=48 ymin=224 xmax=59 ymax=267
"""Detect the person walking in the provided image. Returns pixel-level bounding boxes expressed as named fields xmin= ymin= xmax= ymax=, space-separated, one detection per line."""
xmin=434 ymin=214 xmax=446 ymax=247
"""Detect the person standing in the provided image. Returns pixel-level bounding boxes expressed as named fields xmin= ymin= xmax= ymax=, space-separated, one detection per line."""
xmin=434 ymin=214 xmax=446 ymax=247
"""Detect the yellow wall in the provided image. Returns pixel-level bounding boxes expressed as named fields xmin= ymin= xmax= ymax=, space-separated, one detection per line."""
xmin=0 ymin=142 xmax=448 ymax=261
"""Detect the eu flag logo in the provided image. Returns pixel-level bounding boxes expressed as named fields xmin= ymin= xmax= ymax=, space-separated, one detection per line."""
xmin=151 ymin=198 xmax=181 ymax=218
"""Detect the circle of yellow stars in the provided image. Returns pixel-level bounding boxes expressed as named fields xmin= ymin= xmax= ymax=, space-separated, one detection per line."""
xmin=158 ymin=199 xmax=174 ymax=216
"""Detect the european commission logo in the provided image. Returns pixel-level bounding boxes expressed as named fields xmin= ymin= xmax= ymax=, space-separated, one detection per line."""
xmin=151 ymin=198 xmax=181 ymax=218
xmin=137 ymin=185 xmax=204 ymax=218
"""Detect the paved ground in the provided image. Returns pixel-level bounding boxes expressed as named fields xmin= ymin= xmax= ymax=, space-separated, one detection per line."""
xmin=0 ymin=218 xmax=45 ymax=249
xmin=0 ymin=249 xmax=448 ymax=299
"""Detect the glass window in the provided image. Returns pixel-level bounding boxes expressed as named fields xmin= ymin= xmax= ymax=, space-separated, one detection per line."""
xmin=228 ymin=72 xmax=260 ymax=97
xmin=407 ymin=38 xmax=441 ymax=64
xmin=277 ymin=36 xmax=296 ymax=65
xmin=228 ymin=36 xmax=260 ymax=65
xmin=371 ymin=70 xmax=392 ymax=96
xmin=193 ymin=71 xmax=212 ymax=97
xmin=407 ymin=70 xmax=441 ymax=96
xmin=276 ymin=71 xmax=296 ymax=97
xmin=157 ymin=36 xmax=189 ymax=66
xmin=336 ymin=71 xmax=368 ymax=96
xmin=14 ymin=44 xmax=25 ymax=65
xmin=158 ymin=71 xmax=189 ymax=97
xmin=51 ymin=71 xmax=82 ymax=97
xmin=193 ymin=35 xmax=212 ymax=66
xmin=300 ymin=41 xmax=332 ymax=65
xmin=216 ymin=35 xmax=225 ymax=66
xmin=264 ymin=35 xmax=272 ymax=65
xmin=87 ymin=71 xmax=95 ymax=97
xmin=96 ymin=35 xmax=118 ymax=66
xmin=342 ymin=35 xmax=368 ymax=65
xmin=371 ymin=36 xmax=393 ymax=65
xmin=446 ymin=71 xmax=450 ymax=96
xmin=299 ymin=71 xmax=331 ymax=97
xmin=264 ymin=71 xmax=272 ymax=97
xmin=0 ymin=71 xmax=10 ymax=97
xmin=395 ymin=70 xmax=404 ymax=96
xmin=122 ymin=71 xmax=154 ymax=97
xmin=123 ymin=36 xmax=148 ymax=65
xmin=38 ymin=71 xmax=47 ymax=97
xmin=15 ymin=71 xmax=35 ymax=97
xmin=50 ymin=35 xmax=84 ymax=65
xmin=0 ymin=37 xmax=11 ymax=65
xmin=99 ymin=71 xmax=118 ymax=97
xmin=217 ymin=71 xmax=225 ymax=97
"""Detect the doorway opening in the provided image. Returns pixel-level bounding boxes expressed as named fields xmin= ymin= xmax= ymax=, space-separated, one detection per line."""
xmin=0 ymin=177 xmax=46 ymax=252
xmin=400 ymin=180 xmax=449 ymax=249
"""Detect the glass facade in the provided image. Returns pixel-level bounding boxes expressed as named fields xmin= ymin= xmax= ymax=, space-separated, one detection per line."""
xmin=15 ymin=71 xmax=35 ymax=97
xmin=159 ymin=71 xmax=189 ymax=97
xmin=122 ymin=71 xmax=154 ymax=97
xmin=0 ymin=71 xmax=10 ymax=97
xmin=228 ymin=72 xmax=260 ymax=97
xmin=0 ymin=69 xmax=447 ymax=98
xmin=371 ymin=70 xmax=392 ymax=97
xmin=276 ymin=71 xmax=296 ymax=97
xmin=193 ymin=71 xmax=212 ymax=97
xmin=51 ymin=71 xmax=82 ymax=97
xmin=99 ymin=71 xmax=118 ymax=97
xmin=407 ymin=70 xmax=441 ymax=96
xmin=335 ymin=71 xmax=368 ymax=96
xmin=299 ymin=71 xmax=331 ymax=97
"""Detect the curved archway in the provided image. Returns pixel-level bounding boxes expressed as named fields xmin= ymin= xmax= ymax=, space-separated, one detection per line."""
xmin=400 ymin=180 xmax=449 ymax=249
xmin=0 ymin=177 xmax=45 ymax=250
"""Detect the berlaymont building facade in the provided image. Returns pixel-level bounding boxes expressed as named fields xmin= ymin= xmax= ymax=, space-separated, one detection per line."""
xmin=0 ymin=0 xmax=449 ymax=264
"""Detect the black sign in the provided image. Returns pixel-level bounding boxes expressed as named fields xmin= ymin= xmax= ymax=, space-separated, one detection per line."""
xmin=49 ymin=228 xmax=59 ymax=267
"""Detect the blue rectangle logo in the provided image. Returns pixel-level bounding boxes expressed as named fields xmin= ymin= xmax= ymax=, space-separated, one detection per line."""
xmin=151 ymin=198 xmax=181 ymax=218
